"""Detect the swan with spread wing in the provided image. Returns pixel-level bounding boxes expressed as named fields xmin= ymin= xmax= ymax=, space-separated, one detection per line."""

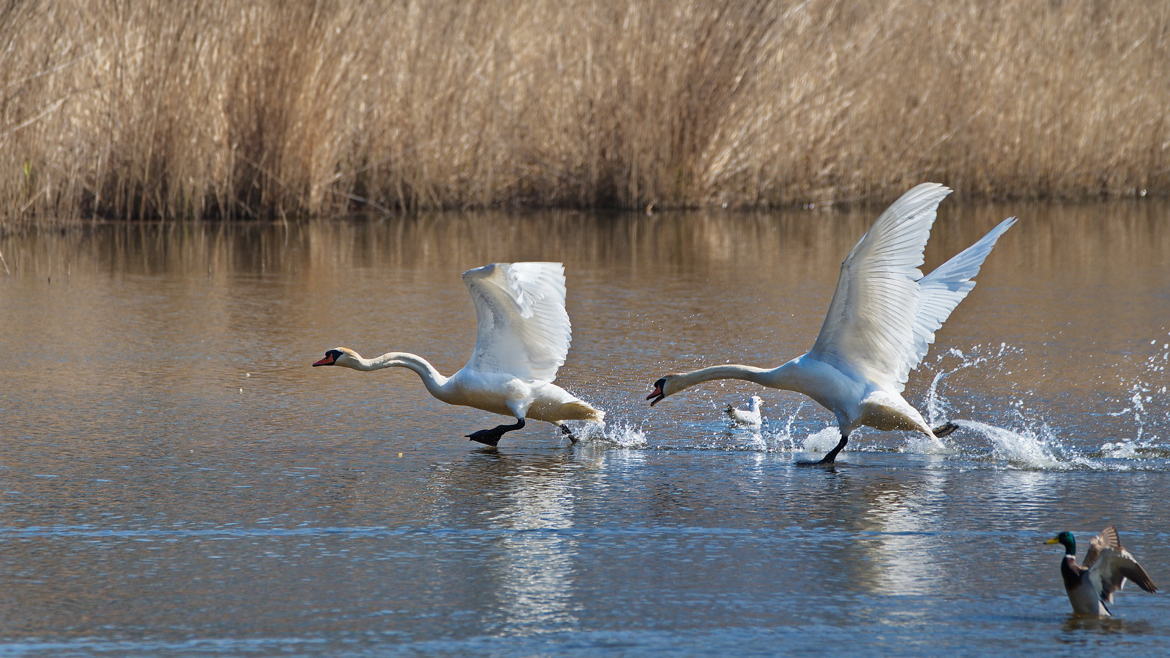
xmin=646 ymin=183 xmax=1017 ymax=465
xmin=314 ymin=262 xmax=603 ymax=447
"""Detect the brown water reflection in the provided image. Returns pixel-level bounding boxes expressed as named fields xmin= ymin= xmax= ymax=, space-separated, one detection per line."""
xmin=1 ymin=202 xmax=1169 ymax=653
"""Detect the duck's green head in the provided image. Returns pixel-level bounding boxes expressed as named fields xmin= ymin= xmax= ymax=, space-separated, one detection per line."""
xmin=1046 ymin=531 xmax=1076 ymax=555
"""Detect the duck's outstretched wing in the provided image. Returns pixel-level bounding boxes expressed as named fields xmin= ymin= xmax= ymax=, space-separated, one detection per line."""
xmin=1087 ymin=527 xmax=1160 ymax=603
xmin=463 ymin=262 xmax=571 ymax=383
xmin=905 ymin=216 xmax=1017 ymax=378
xmin=1083 ymin=526 xmax=1120 ymax=569
xmin=808 ymin=183 xmax=951 ymax=391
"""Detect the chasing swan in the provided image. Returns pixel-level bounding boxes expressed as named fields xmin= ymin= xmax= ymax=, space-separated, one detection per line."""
xmin=646 ymin=183 xmax=1016 ymax=465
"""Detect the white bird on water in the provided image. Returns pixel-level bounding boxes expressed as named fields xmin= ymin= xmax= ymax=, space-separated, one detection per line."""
xmin=646 ymin=183 xmax=1017 ymax=465
xmin=314 ymin=262 xmax=604 ymax=447
xmin=726 ymin=395 xmax=764 ymax=428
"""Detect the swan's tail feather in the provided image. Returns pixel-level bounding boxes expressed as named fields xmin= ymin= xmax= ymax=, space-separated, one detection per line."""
xmin=932 ymin=421 xmax=958 ymax=438
xmin=562 ymin=400 xmax=605 ymax=423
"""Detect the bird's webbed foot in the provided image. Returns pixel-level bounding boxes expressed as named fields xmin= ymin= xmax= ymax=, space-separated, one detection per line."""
xmin=932 ymin=421 xmax=958 ymax=438
xmin=466 ymin=418 xmax=525 ymax=447
xmin=559 ymin=423 xmax=578 ymax=444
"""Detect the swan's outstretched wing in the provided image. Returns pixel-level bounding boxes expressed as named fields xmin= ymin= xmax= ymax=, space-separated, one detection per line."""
xmin=462 ymin=262 xmax=571 ymax=383
xmin=905 ymin=216 xmax=1017 ymax=377
xmin=808 ymin=183 xmax=951 ymax=391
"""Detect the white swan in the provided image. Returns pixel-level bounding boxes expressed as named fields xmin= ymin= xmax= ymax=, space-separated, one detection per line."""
xmin=647 ymin=183 xmax=1017 ymax=465
xmin=726 ymin=395 xmax=764 ymax=428
xmin=314 ymin=262 xmax=603 ymax=447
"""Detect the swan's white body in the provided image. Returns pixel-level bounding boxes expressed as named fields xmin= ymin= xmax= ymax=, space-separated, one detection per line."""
xmin=315 ymin=262 xmax=603 ymax=445
xmin=726 ymin=395 xmax=764 ymax=428
xmin=649 ymin=183 xmax=1016 ymax=463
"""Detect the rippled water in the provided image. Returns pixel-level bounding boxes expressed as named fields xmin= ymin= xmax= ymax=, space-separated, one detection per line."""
xmin=1 ymin=202 xmax=1169 ymax=655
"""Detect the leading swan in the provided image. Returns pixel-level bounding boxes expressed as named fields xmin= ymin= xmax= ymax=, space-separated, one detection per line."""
xmin=314 ymin=262 xmax=603 ymax=447
xmin=646 ymin=183 xmax=1016 ymax=465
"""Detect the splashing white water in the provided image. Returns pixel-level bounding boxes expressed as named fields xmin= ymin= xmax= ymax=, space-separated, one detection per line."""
xmin=754 ymin=402 xmax=807 ymax=452
xmin=903 ymin=434 xmax=952 ymax=455
xmin=923 ymin=342 xmax=1022 ymax=426
xmin=800 ymin=425 xmax=841 ymax=453
xmin=585 ymin=421 xmax=647 ymax=449
xmin=1100 ymin=331 xmax=1169 ymax=456
xmin=955 ymin=419 xmax=1095 ymax=470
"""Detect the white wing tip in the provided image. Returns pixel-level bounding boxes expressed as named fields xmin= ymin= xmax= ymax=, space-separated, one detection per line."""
xmin=904 ymin=181 xmax=953 ymax=198
xmin=461 ymin=263 xmax=496 ymax=280
xmin=462 ymin=262 xmax=564 ymax=278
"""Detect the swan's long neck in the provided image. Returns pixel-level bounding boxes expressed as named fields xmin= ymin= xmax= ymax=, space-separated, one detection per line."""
xmin=354 ymin=352 xmax=450 ymax=399
xmin=672 ymin=361 xmax=807 ymax=395
xmin=672 ymin=364 xmax=776 ymax=392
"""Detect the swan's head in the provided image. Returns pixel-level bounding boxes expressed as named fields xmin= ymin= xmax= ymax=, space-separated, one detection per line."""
xmin=646 ymin=375 xmax=680 ymax=406
xmin=313 ymin=347 xmax=361 ymax=368
xmin=749 ymin=395 xmax=764 ymax=410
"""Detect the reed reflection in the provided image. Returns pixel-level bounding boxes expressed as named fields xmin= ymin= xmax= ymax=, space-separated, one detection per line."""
xmin=426 ymin=451 xmax=581 ymax=635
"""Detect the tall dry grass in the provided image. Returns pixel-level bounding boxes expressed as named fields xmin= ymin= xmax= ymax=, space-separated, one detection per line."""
xmin=1 ymin=0 xmax=1168 ymax=222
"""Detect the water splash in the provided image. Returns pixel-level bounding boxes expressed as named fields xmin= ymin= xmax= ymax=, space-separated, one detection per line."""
xmin=799 ymin=425 xmax=841 ymax=453
xmin=583 ymin=421 xmax=647 ymax=449
xmin=1100 ymin=331 xmax=1169 ymax=457
xmin=954 ymin=419 xmax=1084 ymax=470
xmin=752 ymin=402 xmax=806 ymax=452
xmin=923 ymin=342 xmax=1022 ymax=426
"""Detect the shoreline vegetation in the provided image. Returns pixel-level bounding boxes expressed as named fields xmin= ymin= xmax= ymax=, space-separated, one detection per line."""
xmin=2 ymin=1 xmax=1168 ymax=224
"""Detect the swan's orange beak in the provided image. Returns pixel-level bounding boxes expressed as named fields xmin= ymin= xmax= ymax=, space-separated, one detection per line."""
xmin=647 ymin=384 xmax=665 ymax=406
xmin=313 ymin=354 xmax=336 ymax=367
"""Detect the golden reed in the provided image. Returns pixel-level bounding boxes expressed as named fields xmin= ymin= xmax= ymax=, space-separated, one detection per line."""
xmin=1 ymin=0 xmax=1167 ymax=222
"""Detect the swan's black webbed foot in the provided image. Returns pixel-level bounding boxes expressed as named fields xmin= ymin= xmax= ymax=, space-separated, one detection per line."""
xmin=795 ymin=433 xmax=848 ymax=467
xmin=466 ymin=418 xmax=525 ymax=447
xmin=932 ymin=421 xmax=959 ymax=438
xmin=559 ymin=424 xmax=578 ymax=444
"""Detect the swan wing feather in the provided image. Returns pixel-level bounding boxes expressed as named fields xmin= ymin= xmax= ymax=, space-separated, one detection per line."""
xmin=463 ymin=262 xmax=571 ymax=383
xmin=808 ymin=183 xmax=951 ymax=390
xmin=905 ymin=216 xmax=1017 ymax=378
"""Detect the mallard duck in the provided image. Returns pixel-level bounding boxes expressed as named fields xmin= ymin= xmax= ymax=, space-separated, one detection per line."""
xmin=1046 ymin=526 xmax=1158 ymax=616
xmin=725 ymin=395 xmax=764 ymax=428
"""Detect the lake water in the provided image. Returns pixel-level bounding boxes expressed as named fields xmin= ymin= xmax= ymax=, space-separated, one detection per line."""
xmin=1 ymin=201 xmax=1168 ymax=655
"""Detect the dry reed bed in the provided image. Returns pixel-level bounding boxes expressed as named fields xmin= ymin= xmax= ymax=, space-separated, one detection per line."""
xmin=1 ymin=0 xmax=1168 ymax=222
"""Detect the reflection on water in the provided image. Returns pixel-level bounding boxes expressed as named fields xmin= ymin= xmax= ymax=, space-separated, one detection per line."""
xmin=1 ymin=201 xmax=1169 ymax=653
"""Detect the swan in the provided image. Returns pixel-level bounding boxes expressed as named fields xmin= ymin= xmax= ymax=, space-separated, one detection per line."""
xmin=726 ymin=395 xmax=764 ymax=428
xmin=646 ymin=183 xmax=1016 ymax=465
xmin=313 ymin=262 xmax=603 ymax=447
xmin=1046 ymin=527 xmax=1158 ymax=616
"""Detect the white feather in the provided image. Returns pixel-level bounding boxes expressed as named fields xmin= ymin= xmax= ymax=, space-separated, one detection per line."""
xmin=809 ymin=184 xmax=1016 ymax=393
xmin=809 ymin=183 xmax=948 ymax=391
xmin=908 ymin=216 xmax=1017 ymax=378
xmin=463 ymin=262 xmax=571 ymax=384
